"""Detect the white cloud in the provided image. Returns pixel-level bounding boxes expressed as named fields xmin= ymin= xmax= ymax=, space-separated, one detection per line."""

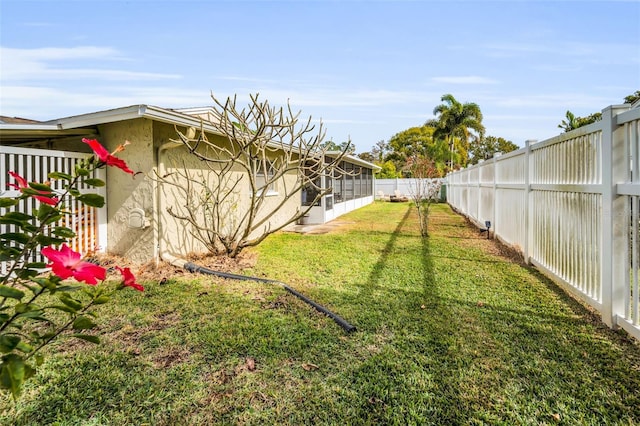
xmin=0 ymin=46 xmax=181 ymax=82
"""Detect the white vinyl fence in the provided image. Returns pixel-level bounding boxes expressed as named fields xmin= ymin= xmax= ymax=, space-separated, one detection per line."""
xmin=376 ymin=178 xmax=446 ymax=200
xmin=0 ymin=146 xmax=107 ymax=274
xmin=447 ymin=103 xmax=640 ymax=340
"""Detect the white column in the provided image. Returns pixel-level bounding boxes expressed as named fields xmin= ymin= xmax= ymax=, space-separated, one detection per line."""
xmin=601 ymin=105 xmax=630 ymax=327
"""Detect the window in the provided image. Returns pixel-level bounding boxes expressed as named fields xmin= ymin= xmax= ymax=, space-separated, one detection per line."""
xmin=332 ymin=166 xmax=343 ymax=204
xmin=301 ymin=161 xmax=321 ymax=206
xmin=344 ymin=162 xmax=354 ymax=201
xmin=255 ymin=159 xmax=278 ymax=196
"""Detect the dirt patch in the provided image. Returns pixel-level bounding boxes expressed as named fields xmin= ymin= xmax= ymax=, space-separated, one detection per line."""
xmin=92 ymin=251 xmax=257 ymax=283
xmin=151 ymin=347 xmax=192 ymax=369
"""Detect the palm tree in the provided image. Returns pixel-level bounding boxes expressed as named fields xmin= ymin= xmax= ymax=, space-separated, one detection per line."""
xmin=426 ymin=94 xmax=485 ymax=169
xmin=558 ymin=110 xmax=579 ymax=132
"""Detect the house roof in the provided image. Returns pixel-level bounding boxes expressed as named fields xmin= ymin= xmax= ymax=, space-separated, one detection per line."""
xmin=0 ymin=105 xmax=226 ymax=145
xmin=325 ymin=151 xmax=382 ymax=171
xmin=0 ymin=107 xmax=379 ymax=171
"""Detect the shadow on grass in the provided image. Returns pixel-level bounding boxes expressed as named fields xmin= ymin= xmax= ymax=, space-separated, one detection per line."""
xmin=350 ymin=206 xmax=413 ymax=315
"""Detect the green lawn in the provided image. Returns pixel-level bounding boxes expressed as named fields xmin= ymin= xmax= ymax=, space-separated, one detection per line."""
xmin=2 ymin=202 xmax=640 ymax=425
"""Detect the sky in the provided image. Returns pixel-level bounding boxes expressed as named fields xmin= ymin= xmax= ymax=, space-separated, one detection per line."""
xmin=0 ymin=0 xmax=639 ymax=153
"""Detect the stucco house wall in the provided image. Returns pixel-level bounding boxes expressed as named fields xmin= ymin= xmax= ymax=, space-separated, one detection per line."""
xmin=97 ymin=119 xmax=156 ymax=263
xmin=154 ymin=121 xmax=301 ymax=257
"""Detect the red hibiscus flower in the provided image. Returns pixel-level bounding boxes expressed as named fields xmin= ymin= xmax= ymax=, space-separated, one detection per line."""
xmin=116 ymin=266 xmax=144 ymax=291
xmin=42 ymin=244 xmax=106 ymax=285
xmin=82 ymin=138 xmax=134 ymax=175
xmin=8 ymin=171 xmax=59 ymax=206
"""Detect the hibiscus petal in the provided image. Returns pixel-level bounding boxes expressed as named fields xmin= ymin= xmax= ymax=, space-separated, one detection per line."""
xmin=82 ymin=138 xmax=110 ymax=162
xmin=48 ymin=262 xmax=74 ymax=280
xmin=8 ymin=171 xmax=27 ymax=189
xmin=73 ymin=262 xmax=106 ymax=285
xmin=106 ymin=155 xmax=134 ymax=175
xmin=116 ymin=266 xmax=144 ymax=291
xmin=33 ymin=195 xmax=59 ymax=206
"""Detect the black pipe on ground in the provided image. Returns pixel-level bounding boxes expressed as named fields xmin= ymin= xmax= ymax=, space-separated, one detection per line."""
xmin=183 ymin=262 xmax=357 ymax=333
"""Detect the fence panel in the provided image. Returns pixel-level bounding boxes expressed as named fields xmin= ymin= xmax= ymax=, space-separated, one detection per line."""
xmin=615 ymin=106 xmax=640 ymax=338
xmin=0 ymin=146 xmax=107 ymax=274
xmin=446 ymin=103 xmax=640 ymax=340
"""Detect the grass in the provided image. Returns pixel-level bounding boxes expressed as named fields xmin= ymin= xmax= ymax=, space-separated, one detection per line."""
xmin=2 ymin=202 xmax=640 ymax=425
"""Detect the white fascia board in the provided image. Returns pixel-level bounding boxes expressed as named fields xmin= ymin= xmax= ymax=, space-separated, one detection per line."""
xmin=0 ymin=123 xmax=60 ymax=131
xmin=325 ymin=151 xmax=382 ymax=171
xmin=52 ymin=105 xmax=225 ymax=137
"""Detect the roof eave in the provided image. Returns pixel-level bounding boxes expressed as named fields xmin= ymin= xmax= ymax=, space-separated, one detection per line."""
xmin=52 ymin=105 xmax=226 ymax=137
xmin=325 ymin=151 xmax=382 ymax=171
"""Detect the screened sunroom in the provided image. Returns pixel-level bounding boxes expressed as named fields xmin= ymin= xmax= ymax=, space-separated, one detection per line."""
xmin=301 ymin=152 xmax=380 ymax=224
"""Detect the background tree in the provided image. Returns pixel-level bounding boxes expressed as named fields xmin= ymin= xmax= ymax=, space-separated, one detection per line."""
xmin=558 ymin=110 xmax=601 ymax=132
xmin=370 ymin=140 xmax=391 ymax=163
xmin=624 ymin=90 xmax=640 ymax=105
xmin=320 ymin=139 xmax=354 ymax=154
xmin=387 ymin=126 xmax=448 ymax=176
xmin=558 ymin=90 xmax=639 ymax=133
xmin=376 ymin=160 xmax=401 ymax=178
xmin=427 ymin=94 xmax=485 ymax=169
xmin=468 ymin=135 xmax=519 ymax=164
xmin=160 ymin=93 xmax=352 ymax=258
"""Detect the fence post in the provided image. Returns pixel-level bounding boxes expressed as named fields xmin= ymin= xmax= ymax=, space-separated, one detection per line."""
xmin=601 ymin=105 xmax=629 ymax=328
xmin=524 ymin=140 xmax=535 ymax=264
xmin=492 ymin=155 xmax=498 ymax=238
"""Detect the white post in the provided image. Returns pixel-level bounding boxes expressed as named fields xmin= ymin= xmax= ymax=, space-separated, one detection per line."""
xmin=524 ymin=140 xmax=535 ymax=264
xmin=492 ymin=154 xmax=498 ymax=239
xmin=601 ymin=105 xmax=629 ymax=328
xmin=96 ymin=167 xmax=108 ymax=253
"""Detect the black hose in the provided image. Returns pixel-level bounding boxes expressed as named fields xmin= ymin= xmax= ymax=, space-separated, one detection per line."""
xmin=183 ymin=262 xmax=357 ymax=333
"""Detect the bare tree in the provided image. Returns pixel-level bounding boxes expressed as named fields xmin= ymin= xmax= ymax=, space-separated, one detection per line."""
xmin=156 ymin=93 xmax=353 ymax=258
xmin=406 ymin=156 xmax=443 ymax=237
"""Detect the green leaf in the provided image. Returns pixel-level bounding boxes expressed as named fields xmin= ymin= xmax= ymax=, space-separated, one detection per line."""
xmin=48 ymin=305 xmax=77 ymax=314
xmin=25 ymin=262 xmax=47 ymax=269
xmin=76 ymin=194 xmax=104 ymax=208
xmin=14 ymin=303 xmax=38 ymax=314
xmin=15 ymin=269 xmax=39 ymax=280
xmin=72 ymin=316 xmax=96 ymax=330
xmin=48 ymin=171 xmax=73 ymax=181
xmin=36 ymin=203 xmax=57 ymax=221
xmin=1 ymin=212 xmax=33 ymax=222
xmin=0 ymin=286 xmax=24 ymax=301
xmin=0 ymin=247 xmax=21 ymax=261
xmin=52 ymin=227 xmax=76 ymax=239
xmin=59 ymin=294 xmax=82 ymax=311
xmin=70 ymin=334 xmax=100 ymax=344
xmin=69 ymin=189 xmax=81 ymax=197
xmin=0 ymin=335 xmax=21 ymax=353
xmin=0 ymin=233 xmax=30 ymax=244
xmin=15 ymin=341 xmax=33 ymax=354
xmin=35 ymin=235 xmax=66 ymax=246
xmin=28 ymin=182 xmax=52 ymax=192
xmin=42 ymin=214 xmax=63 ymax=225
xmin=0 ymin=198 xmax=19 ymax=208
xmin=0 ymin=354 xmax=35 ymax=399
xmin=93 ymin=296 xmax=110 ymax=305
xmin=75 ymin=166 xmax=90 ymax=177
xmin=34 ymin=353 xmax=44 ymax=367
xmin=16 ymin=312 xmax=48 ymax=322
xmin=83 ymin=178 xmax=105 ymax=187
